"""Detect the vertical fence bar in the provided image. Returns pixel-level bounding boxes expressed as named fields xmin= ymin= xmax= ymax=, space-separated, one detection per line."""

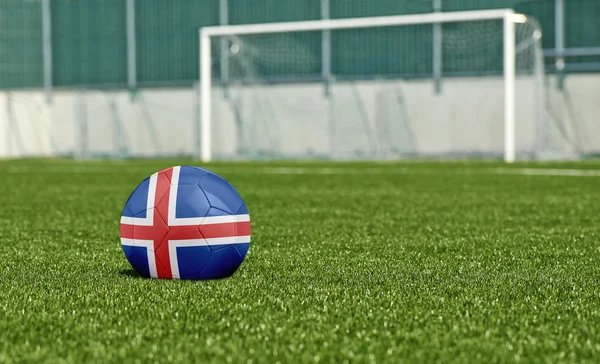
xmin=42 ymin=0 xmax=52 ymax=103
xmin=432 ymin=0 xmax=442 ymax=94
xmin=321 ymin=0 xmax=334 ymax=158
xmin=219 ymin=0 xmax=229 ymax=98
xmin=321 ymin=0 xmax=332 ymax=96
xmin=555 ymin=0 xmax=565 ymax=89
xmin=126 ymin=0 xmax=137 ymax=89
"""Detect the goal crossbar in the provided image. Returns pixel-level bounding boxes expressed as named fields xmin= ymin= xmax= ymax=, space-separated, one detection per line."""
xmin=199 ymin=9 xmax=520 ymax=162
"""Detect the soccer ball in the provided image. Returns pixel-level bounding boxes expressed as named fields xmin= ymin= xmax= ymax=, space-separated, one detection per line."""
xmin=119 ymin=166 xmax=251 ymax=280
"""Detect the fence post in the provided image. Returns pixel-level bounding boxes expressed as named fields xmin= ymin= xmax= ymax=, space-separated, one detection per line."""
xmin=219 ymin=0 xmax=229 ymax=98
xmin=42 ymin=0 xmax=52 ymax=103
xmin=126 ymin=0 xmax=137 ymax=90
xmin=555 ymin=0 xmax=565 ymax=89
xmin=433 ymin=0 xmax=442 ymax=94
xmin=321 ymin=0 xmax=332 ymax=96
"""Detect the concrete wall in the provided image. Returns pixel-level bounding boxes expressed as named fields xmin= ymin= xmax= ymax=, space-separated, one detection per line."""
xmin=0 ymin=74 xmax=598 ymax=159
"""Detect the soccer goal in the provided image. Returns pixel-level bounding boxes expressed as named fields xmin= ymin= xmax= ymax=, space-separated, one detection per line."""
xmin=198 ymin=9 xmax=577 ymax=162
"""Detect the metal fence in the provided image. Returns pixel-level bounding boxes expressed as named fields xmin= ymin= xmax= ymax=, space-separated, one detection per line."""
xmin=0 ymin=0 xmax=598 ymax=92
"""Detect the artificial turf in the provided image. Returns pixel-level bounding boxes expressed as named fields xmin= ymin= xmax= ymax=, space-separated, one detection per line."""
xmin=0 ymin=159 xmax=599 ymax=363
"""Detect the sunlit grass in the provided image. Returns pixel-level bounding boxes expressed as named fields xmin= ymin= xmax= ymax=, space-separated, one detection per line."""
xmin=0 ymin=160 xmax=599 ymax=363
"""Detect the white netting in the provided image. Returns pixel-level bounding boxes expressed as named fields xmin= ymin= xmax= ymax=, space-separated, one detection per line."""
xmin=206 ymin=16 xmax=579 ymax=160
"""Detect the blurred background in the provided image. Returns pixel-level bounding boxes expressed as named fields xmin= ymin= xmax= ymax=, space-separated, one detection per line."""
xmin=0 ymin=0 xmax=598 ymax=160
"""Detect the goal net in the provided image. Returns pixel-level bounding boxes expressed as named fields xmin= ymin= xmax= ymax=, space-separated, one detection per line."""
xmin=199 ymin=10 xmax=579 ymax=162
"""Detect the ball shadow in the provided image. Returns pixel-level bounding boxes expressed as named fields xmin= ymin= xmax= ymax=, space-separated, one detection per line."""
xmin=117 ymin=269 xmax=239 ymax=281
xmin=118 ymin=268 xmax=144 ymax=279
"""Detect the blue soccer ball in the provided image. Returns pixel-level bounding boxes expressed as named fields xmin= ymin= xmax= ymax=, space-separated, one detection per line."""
xmin=119 ymin=166 xmax=251 ymax=280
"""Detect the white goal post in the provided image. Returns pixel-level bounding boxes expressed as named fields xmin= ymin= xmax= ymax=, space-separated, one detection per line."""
xmin=199 ymin=9 xmax=529 ymax=163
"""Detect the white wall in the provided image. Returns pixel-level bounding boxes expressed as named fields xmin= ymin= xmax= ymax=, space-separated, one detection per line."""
xmin=0 ymin=92 xmax=52 ymax=158
xmin=0 ymin=74 xmax=598 ymax=159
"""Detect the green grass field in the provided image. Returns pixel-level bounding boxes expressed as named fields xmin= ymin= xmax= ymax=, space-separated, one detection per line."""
xmin=0 ymin=159 xmax=599 ymax=363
